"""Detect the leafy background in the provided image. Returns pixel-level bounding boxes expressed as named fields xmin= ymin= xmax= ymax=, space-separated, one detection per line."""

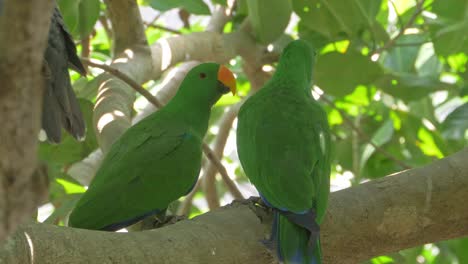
xmin=38 ymin=0 xmax=467 ymax=263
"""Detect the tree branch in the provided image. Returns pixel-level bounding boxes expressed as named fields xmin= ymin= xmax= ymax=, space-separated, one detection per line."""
xmin=0 ymin=0 xmax=54 ymax=243
xmin=371 ymin=0 xmax=426 ymax=56
xmin=103 ymin=0 xmax=147 ymax=55
xmin=3 ymin=148 xmax=467 ymax=263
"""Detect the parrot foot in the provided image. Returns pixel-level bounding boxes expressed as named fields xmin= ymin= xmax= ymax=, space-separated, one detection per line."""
xmin=260 ymin=237 xmax=277 ymax=251
xmin=148 ymin=215 xmax=186 ymax=229
xmin=234 ymin=196 xmax=266 ymax=207
xmin=163 ymin=215 xmax=187 ymax=225
xmin=233 ymin=196 xmax=273 ymax=223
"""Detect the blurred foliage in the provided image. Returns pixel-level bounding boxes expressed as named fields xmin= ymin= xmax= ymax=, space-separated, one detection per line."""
xmin=37 ymin=0 xmax=467 ymax=263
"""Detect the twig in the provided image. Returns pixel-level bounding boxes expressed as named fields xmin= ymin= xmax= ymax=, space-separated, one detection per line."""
xmin=352 ymin=113 xmax=362 ymax=184
xmin=81 ymin=58 xmax=243 ymax=199
xmin=177 ymin=178 xmax=201 ymax=216
xmin=98 ymin=15 xmax=113 ymax=42
xmin=144 ymin=23 xmax=182 ymax=35
xmin=203 ymin=104 xmax=244 ymax=209
xmin=82 ymin=58 xmax=164 ymax=109
xmin=80 ymin=34 xmax=91 ymax=59
xmin=318 ymin=94 xmax=412 ymax=169
xmin=371 ymin=0 xmax=426 ymax=56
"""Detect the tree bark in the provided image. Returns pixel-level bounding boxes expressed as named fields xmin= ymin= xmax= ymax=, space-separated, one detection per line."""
xmin=0 ymin=0 xmax=53 ymax=243
xmin=1 ymin=148 xmax=467 ymax=264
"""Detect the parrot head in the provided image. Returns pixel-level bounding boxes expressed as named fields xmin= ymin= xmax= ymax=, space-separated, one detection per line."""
xmin=277 ymin=39 xmax=316 ymax=86
xmin=177 ymin=63 xmax=236 ymax=106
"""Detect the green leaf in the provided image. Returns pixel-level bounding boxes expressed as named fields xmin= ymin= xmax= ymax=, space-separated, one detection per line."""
xmin=360 ymin=119 xmax=394 ymax=170
xmin=148 ymin=0 xmax=211 ymax=15
xmin=441 ymin=102 xmax=468 ymax=140
xmin=211 ymin=0 xmax=227 ymax=6
xmin=247 ymin=0 xmax=292 ymax=44
xmin=428 ymin=0 xmax=468 ymax=56
xmin=292 ymin=0 xmax=382 ymax=39
xmin=58 ymin=0 xmax=79 ymax=33
xmin=78 ymin=0 xmax=101 ymax=38
xmin=298 ymin=21 xmax=331 ymax=50
xmin=58 ymin=0 xmax=100 ymax=38
xmin=381 ymin=33 xmax=428 ymax=74
xmin=461 ymin=84 xmax=468 ymax=97
xmin=314 ymin=51 xmax=383 ymax=97
xmin=375 ymin=73 xmax=453 ymax=101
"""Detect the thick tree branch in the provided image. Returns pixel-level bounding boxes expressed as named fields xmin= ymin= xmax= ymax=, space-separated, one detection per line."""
xmin=103 ymin=0 xmax=147 ymax=55
xmin=0 ymin=0 xmax=54 ymax=243
xmin=2 ymin=148 xmax=467 ymax=263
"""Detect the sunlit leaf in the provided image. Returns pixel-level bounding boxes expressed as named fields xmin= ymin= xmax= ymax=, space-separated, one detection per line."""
xmin=56 ymin=178 xmax=86 ymax=194
xmin=441 ymin=102 xmax=468 ymax=140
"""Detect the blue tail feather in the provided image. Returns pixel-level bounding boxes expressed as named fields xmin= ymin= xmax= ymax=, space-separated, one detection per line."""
xmin=274 ymin=211 xmax=322 ymax=264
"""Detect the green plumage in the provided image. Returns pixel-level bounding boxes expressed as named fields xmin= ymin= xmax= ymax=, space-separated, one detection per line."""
xmin=236 ymin=40 xmax=331 ymax=263
xmin=69 ymin=63 xmax=233 ymax=230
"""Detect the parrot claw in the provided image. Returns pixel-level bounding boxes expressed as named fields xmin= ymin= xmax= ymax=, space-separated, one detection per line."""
xmin=260 ymin=235 xmax=278 ymax=252
xmin=234 ymin=196 xmax=268 ymax=208
xmin=151 ymin=215 xmax=186 ymax=229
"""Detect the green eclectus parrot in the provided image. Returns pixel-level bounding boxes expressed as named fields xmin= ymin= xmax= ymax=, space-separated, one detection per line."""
xmin=236 ymin=39 xmax=331 ymax=264
xmin=69 ymin=63 xmax=236 ymax=231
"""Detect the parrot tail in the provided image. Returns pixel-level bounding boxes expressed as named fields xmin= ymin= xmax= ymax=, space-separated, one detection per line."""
xmin=273 ymin=210 xmax=322 ymax=264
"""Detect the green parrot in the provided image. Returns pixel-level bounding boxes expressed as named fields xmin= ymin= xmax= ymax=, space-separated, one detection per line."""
xmin=236 ymin=39 xmax=331 ymax=264
xmin=69 ymin=63 xmax=236 ymax=231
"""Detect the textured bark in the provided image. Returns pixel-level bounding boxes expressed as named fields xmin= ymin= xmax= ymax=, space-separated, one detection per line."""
xmin=0 ymin=0 xmax=53 ymax=243
xmin=1 ymin=148 xmax=467 ymax=263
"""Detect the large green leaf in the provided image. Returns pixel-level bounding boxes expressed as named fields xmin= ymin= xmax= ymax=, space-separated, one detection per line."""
xmin=247 ymin=0 xmax=292 ymax=44
xmin=427 ymin=0 xmax=468 ymax=56
xmin=147 ymin=0 xmax=211 ymax=15
xmin=381 ymin=34 xmax=427 ymax=74
xmin=292 ymin=0 xmax=382 ymax=39
xmin=375 ymin=73 xmax=454 ymax=101
xmin=58 ymin=0 xmax=100 ymax=38
xmin=314 ymin=51 xmax=383 ymax=97
xmin=441 ymin=102 xmax=468 ymax=140
xmin=298 ymin=20 xmax=332 ymax=50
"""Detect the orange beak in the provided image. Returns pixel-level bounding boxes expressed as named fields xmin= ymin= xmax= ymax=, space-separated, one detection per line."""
xmin=217 ymin=65 xmax=237 ymax=95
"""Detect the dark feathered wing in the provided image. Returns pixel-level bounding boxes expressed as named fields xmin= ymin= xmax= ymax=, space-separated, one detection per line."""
xmin=42 ymin=7 xmax=86 ymax=143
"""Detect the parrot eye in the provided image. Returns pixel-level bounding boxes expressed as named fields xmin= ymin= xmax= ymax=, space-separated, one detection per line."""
xmin=199 ymin=73 xmax=207 ymax=79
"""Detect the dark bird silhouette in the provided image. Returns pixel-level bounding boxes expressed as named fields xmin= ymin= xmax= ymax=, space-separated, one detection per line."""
xmin=42 ymin=7 xmax=87 ymax=143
